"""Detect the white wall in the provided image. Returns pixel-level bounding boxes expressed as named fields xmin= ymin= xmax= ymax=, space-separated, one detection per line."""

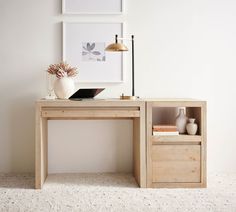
xmin=48 ymin=120 xmax=133 ymax=173
xmin=1 ymin=0 xmax=236 ymax=173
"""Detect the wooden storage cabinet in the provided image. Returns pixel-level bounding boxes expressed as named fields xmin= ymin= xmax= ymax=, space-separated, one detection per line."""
xmin=146 ymin=100 xmax=207 ymax=188
xmin=152 ymin=145 xmax=201 ymax=183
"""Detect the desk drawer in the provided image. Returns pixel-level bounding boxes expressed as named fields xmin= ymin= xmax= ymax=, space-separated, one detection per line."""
xmin=41 ymin=107 xmax=140 ymax=118
xmin=152 ymin=145 xmax=201 ymax=183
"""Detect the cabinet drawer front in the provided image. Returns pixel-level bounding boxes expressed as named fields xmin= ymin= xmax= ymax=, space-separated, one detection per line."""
xmin=152 ymin=145 xmax=200 ymax=161
xmin=152 ymin=145 xmax=201 ymax=183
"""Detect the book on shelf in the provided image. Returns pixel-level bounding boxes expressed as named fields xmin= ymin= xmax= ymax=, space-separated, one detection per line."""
xmin=153 ymin=125 xmax=178 ymax=132
xmin=153 ymin=131 xmax=179 ymax=136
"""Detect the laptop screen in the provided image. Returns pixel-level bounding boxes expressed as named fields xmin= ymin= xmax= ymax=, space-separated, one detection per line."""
xmin=69 ymin=88 xmax=105 ymax=99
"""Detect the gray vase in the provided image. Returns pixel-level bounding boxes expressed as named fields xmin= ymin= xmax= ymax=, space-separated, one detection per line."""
xmin=175 ymin=108 xmax=188 ymax=134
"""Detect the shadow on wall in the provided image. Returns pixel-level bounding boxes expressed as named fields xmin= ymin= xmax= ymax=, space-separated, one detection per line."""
xmin=6 ymin=22 xmax=62 ymax=174
xmin=0 ymin=0 xmax=62 ymax=173
xmin=7 ymin=70 xmax=45 ymax=173
xmin=6 ymin=23 xmax=62 ymax=173
xmin=9 ymin=96 xmax=35 ymax=173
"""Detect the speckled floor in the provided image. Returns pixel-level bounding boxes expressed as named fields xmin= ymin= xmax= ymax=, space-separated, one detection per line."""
xmin=0 ymin=173 xmax=236 ymax=212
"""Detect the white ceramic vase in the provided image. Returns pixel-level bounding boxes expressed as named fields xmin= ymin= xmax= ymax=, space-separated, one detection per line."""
xmin=175 ymin=108 xmax=188 ymax=134
xmin=53 ymin=77 xmax=75 ymax=99
xmin=186 ymin=118 xmax=198 ymax=135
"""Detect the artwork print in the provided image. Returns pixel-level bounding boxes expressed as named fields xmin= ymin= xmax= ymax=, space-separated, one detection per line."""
xmin=62 ymin=0 xmax=123 ymax=14
xmin=63 ymin=22 xmax=124 ymax=83
xmin=82 ymin=42 xmax=106 ymax=62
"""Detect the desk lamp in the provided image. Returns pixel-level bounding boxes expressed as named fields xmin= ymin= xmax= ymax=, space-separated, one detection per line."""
xmin=105 ymin=34 xmax=137 ymax=100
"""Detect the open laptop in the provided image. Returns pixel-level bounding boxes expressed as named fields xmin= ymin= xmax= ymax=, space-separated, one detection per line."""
xmin=69 ymin=88 xmax=105 ymax=100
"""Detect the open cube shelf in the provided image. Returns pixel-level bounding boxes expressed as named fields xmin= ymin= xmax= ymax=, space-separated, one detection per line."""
xmin=152 ymin=106 xmax=202 ymax=136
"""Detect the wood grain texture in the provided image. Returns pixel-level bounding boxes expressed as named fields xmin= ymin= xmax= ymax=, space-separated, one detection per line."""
xmin=147 ymin=100 xmax=206 ymax=108
xmin=152 ymin=161 xmax=200 ymax=183
xmin=35 ymin=98 xmax=206 ymax=189
xmin=35 ymin=99 xmax=146 ymax=189
xmin=42 ymin=109 xmax=140 ymax=118
xmin=139 ymin=102 xmax=146 ymax=188
xmin=36 ymin=99 xmax=145 ymax=107
xmin=35 ymin=105 xmax=48 ymax=189
xmin=151 ymin=182 xmax=205 ymax=188
xmin=146 ymin=102 xmax=153 ymax=188
xmin=132 ymin=101 xmax=146 ymax=188
xmin=152 ymin=135 xmax=202 ymax=144
xmin=133 ymin=118 xmax=140 ymax=185
xmin=152 ymin=145 xmax=201 ymax=161
xmin=201 ymin=102 xmax=207 ymax=187
xmin=35 ymin=104 xmax=42 ymax=189
xmin=146 ymin=99 xmax=206 ymax=188
xmin=152 ymin=145 xmax=201 ymax=183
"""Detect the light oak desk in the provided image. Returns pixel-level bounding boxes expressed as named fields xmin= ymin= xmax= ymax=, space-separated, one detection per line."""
xmin=35 ymin=98 xmax=206 ymax=189
xmin=35 ymin=99 xmax=146 ymax=189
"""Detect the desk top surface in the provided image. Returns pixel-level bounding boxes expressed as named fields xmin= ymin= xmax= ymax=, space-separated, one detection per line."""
xmin=37 ymin=98 xmax=204 ymax=102
xmin=36 ymin=98 xmax=206 ymax=107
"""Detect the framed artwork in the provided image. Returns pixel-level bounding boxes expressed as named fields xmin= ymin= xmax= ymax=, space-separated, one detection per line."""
xmin=63 ymin=22 xmax=124 ymax=83
xmin=62 ymin=0 xmax=124 ymax=14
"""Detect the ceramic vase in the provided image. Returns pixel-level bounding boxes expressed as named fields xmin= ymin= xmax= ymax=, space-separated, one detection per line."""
xmin=53 ymin=77 xmax=75 ymax=99
xmin=186 ymin=118 xmax=198 ymax=135
xmin=175 ymin=108 xmax=188 ymax=134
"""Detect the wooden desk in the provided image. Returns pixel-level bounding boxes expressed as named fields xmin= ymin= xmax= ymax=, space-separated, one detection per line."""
xmin=35 ymin=99 xmax=146 ymax=189
xmin=35 ymin=98 xmax=206 ymax=189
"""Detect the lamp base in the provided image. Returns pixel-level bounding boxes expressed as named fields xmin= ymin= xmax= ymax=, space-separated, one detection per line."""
xmin=120 ymin=95 xmax=137 ymax=100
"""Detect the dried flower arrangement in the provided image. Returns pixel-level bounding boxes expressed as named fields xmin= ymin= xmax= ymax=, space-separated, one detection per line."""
xmin=47 ymin=61 xmax=78 ymax=79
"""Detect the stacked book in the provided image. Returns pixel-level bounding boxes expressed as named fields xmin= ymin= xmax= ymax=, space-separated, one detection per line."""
xmin=153 ymin=125 xmax=179 ymax=136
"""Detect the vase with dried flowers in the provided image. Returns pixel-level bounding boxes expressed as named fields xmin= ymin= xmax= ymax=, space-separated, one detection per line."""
xmin=47 ymin=62 xmax=78 ymax=99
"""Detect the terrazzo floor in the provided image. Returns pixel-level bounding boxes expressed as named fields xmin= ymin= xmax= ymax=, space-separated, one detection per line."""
xmin=0 ymin=173 xmax=236 ymax=212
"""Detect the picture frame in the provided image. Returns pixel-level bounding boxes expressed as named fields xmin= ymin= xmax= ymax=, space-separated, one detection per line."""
xmin=63 ymin=22 xmax=125 ymax=83
xmin=62 ymin=0 xmax=124 ymax=15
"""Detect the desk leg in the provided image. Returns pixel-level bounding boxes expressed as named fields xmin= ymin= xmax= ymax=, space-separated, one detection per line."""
xmin=133 ymin=106 xmax=146 ymax=188
xmin=133 ymin=118 xmax=140 ymax=186
xmin=35 ymin=107 xmax=48 ymax=189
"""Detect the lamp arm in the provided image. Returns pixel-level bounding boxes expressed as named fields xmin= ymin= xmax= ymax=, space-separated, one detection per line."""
xmin=115 ymin=34 xmax=133 ymax=41
xmin=117 ymin=38 xmax=133 ymax=41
